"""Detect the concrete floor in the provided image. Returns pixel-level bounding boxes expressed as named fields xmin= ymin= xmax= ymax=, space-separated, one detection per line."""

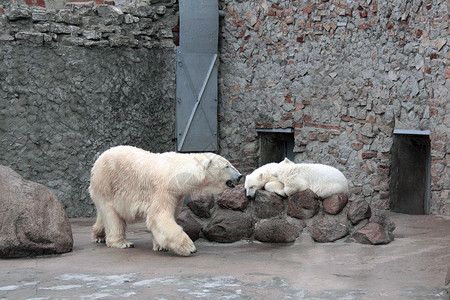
xmin=0 ymin=212 xmax=449 ymax=300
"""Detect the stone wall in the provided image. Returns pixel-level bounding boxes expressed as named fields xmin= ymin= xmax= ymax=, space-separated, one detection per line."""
xmin=218 ymin=0 xmax=449 ymax=215
xmin=0 ymin=2 xmax=177 ymax=217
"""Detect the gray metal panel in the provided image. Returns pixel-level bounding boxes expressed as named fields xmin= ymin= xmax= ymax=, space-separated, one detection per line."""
xmin=176 ymin=0 xmax=218 ymax=152
xmin=179 ymin=0 xmax=218 ymax=54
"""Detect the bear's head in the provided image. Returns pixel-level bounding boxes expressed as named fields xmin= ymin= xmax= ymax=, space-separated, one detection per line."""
xmin=199 ymin=153 xmax=242 ymax=194
xmin=244 ymin=163 xmax=279 ymax=199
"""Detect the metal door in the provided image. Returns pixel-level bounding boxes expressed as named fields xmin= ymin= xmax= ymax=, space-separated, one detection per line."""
xmin=176 ymin=0 xmax=218 ymax=152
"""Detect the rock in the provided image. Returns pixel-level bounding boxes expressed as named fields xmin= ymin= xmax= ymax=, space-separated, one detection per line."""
xmin=217 ymin=184 xmax=249 ymax=212
xmin=203 ymin=210 xmax=253 ymax=243
xmin=323 ymin=193 xmax=348 ymax=215
xmin=176 ymin=209 xmax=202 ymax=241
xmin=347 ymin=200 xmax=372 ymax=224
xmin=254 ymin=218 xmax=302 ymax=243
xmin=369 ymin=210 xmax=396 ymax=232
xmin=0 ymin=166 xmax=73 ymax=258
xmin=309 ymin=215 xmax=349 ymax=243
xmin=187 ymin=194 xmax=215 ymax=218
xmin=287 ymin=189 xmax=320 ymax=220
xmin=253 ymin=190 xmax=286 ymax=219
xmin=352 ymin=222 xmax=394 ymax=245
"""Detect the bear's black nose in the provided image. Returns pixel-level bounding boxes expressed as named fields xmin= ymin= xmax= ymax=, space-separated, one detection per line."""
xmin=238 ymin=175 xmax=242 ymax=182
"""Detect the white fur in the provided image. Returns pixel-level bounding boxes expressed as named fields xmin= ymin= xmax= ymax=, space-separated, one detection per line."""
xmin=89 ymin=145 xmax=241 ymax=256
xmin=245 ymin=158 xmax=348 ymax=199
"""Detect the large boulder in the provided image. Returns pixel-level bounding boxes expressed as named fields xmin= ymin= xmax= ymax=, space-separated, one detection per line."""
xmin=309 ymin=215 xmax=349 ymax=243
xmin=216 ymin=185 xmax=249 ymax=212
xmin=176 ymin=209 xmax=202 ymax=241
xmin=287 ymin=189 xmax=320 ymax=220
xmin=369 ymin=210 xmax=396 ymax=233
xmin=254 ymin=218 xmax=302 ymax=243
xmin=203 ymin=209 xmax=253 ymax=243
xmin=347 ymin=199 xmax=372 ymax=224
xmin=253 ymin=190 xmax=286 ymax=219
xmin=352 ymin=222 xmax=394 ymax=245
xmin=323 ymin=194 xmax=348 ymax=215
xmin=0 ymin=166 xmax=73 ymax=258
xmin=187 ymin=194 xmax=215 ymax=218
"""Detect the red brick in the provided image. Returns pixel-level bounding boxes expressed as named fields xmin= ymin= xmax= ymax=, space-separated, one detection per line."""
xmin=357 ymin=134 xmax=371 ymax=145
xmin=360 ymin=11 xmax=368 ymax=18
xmin=429 ymin=107 xmax=438 ymax=117
xmin=445 ymin=68 xmax=450 ymax=79
xmin=0 ymin=8 xmax=4 ymax=14
xmin=25 ymin=0 xmax=45 ymax=7
xmin=255 ymin=122 xmax=272 ymax=129
xmin=430 ymin=53 xmax=438 ymax=59
xmin=303 ymin=115 xmax=312 ymax=121
xmin=309 ymin=132 xmax=319 ymax=140
xmin=341 ymin=115 xmax=351 ymax=122
xmin=351 ymin=143 xmax=363 ymax=150
xmin=318 ymin=133 xmax=329 ymax=142
xmin=431 ymin=142 xmax=444 ymax=151
xmin=294 ymin=122 xmax=303 ymax=128
xmin=304 ymin=122 xmax=340 ymax=131
xmin=268 ymin=9 xmax=276 ymax=16
xmin=282 ymin=112 xmax=293 ymax=120
xmin=285 ymin=95 xmax=292 ymax=103
xmin=362 ymin=151 xmax=377 ymax=159
xmin=387 ymin=23 xmax=394 ymax=29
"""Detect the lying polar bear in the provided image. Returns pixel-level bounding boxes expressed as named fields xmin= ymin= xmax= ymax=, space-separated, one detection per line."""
xmin=245 ymin=158 xmax=348 ymax=199
xmin=89 ymin=145 xmax=241 ymax=256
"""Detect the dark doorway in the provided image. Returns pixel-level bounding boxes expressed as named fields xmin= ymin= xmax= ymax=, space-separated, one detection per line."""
xmin=390 ymin=130 xmax=431 ymax=214
xmin=257 ymin=129 xmax=295 ymax=166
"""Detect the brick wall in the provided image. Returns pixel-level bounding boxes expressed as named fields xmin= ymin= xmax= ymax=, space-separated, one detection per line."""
xmin=218 ymin=0 xmax=449 ymax=215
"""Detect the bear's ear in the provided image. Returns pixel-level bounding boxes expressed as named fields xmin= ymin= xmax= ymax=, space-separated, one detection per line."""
xmin=282 ymin=157 xmax=293 ymax=164
xmin=201 ymin=158 xmax=212 ymax=169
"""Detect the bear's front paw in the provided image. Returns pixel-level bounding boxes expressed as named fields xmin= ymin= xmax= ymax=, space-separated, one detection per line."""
xmin=107 ymin=239 xmax=135 ymax=249
xmin=173 ymin=233 xmax=197 ymax=256
xmin=93 ymin=236 xmax=106 ymax=243
xmin=152 ymin=241 xmax=168 ymax=252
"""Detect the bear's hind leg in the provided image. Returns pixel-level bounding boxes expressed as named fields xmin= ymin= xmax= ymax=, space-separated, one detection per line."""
xmin=147 ymin=213 xmax=196 ymax=256
xmin=103 ymin=206 xmax=134 ymax=249
xmin=92 ymin=216 xmax=106 ymax=243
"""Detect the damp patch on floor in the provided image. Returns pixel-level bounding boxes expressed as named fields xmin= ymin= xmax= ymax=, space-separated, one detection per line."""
xmin=0 ymin=273 xmax=447 ymax=300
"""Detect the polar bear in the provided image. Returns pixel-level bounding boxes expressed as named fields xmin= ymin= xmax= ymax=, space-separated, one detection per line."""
xmin=245 ymin=158 xmax=348 ymax=199
xmin=89 ymin=145 xmax=241 ymax=256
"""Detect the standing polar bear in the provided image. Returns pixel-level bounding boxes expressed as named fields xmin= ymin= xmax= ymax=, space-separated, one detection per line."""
xmin=245 ymin=158 xmax=348 ymax=199
xmin=89 ymin=145 xmax=241 ymax=256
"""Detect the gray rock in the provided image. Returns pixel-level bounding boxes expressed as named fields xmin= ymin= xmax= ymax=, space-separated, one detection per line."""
xmin=254 ymin=218 xmax=302 ymax=243
xmin=369 ymin=210 xmax=396 ymax=232
xmin=287 ymin=189 xmax=320 ymax=220
xmin=253 ymin=190 xmax=286 ymax=219
xmin=176 ymin=209 xmax=202 ymax=242
xmin=347 ymin=200 xmax=372 ymax=224
xmin=352 ymin=222 xmax=394 ymax=245
xmin=203 ymin=210 xmax=253 ymax=243
xmin=309 ymin=215 xmax=349 ymax=243
xmin=217 ymin=184 xmax=249 ymax=212
xmin=323 ymin=194 xmax=348 ymax=215
xmin=187 ymin=194 xmax=214 ymax=219
xmin=0 ymin=166 xmax=73 ymax=258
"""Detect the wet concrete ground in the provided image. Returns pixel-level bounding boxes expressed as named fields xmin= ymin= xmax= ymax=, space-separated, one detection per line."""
xmin=1 ymin=212 xmax=449 ymax=300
